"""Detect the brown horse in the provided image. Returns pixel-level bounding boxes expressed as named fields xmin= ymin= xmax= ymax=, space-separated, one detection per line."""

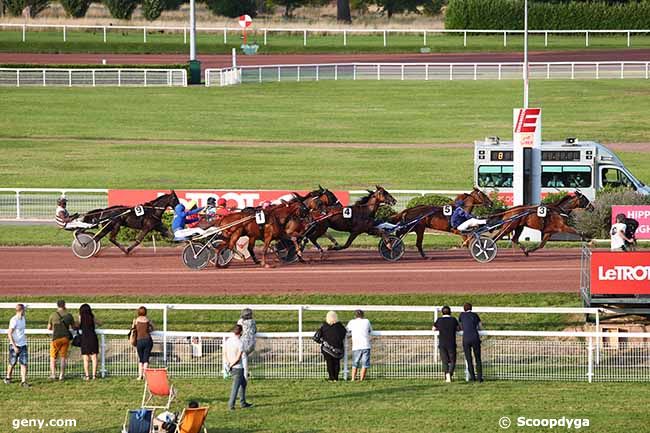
xmin=505 ymin=190 xmax=594 ymax=255
xmin=388 ymin=188 xmax=494 ymax=259
xmin=327 ymin=185 xmax=397 ymax=251
xmin=81 ymin=191 xmax=179 ymax=255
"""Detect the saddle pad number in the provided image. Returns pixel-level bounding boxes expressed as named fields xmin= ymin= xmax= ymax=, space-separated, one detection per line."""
xmin=134 ymin=205 xmax=145 ymax=217
xmin=343 ymin=207 xmax=353 ymax=219
xmin=537 ymin=206 xmax=547 ymax=217
xmin=255 ymin=211 xmax=266 ymax=224
xmin=443 ymin=205 xmax=453 ymax=216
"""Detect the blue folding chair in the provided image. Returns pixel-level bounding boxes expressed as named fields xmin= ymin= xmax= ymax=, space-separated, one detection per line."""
xmin=122 ymin=408 xmax=154 ymax=433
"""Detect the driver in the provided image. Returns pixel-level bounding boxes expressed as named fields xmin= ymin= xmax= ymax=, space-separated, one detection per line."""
xmin=451 ymin=200 xmax=487 ymax=232
xmin=172 ymin=200 xmax=205 ymax=240
xmin=54 ymin=197 xmax=94 ymax=230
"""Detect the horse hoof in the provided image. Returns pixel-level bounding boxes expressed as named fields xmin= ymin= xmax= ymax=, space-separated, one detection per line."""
xmin=523 ymin=250 xmax=530 ymax=257
xmin=263 ymin=263 xmax=274 ymax=269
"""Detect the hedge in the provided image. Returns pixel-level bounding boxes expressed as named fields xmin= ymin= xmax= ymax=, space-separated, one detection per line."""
xmin=103 ymin=0 xmax=139 ymax=19
xmin=60 ymin=0 xmax=91 ymax=17
xmin=4 ymin=0 xmax=50 ymax=17
xmin=142 ymin=0 xmax=165 ymax=20
xmin=445 ymin=0 xmax=650 ymax=30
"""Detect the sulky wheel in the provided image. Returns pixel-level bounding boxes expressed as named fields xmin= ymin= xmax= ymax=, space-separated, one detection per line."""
xmin=182 ymin=243 xmax=213 ymax=270
xmin=378 ymin=236 xmax=405 ymax=262
xmin=274 ymin=239 xmax=299 ymax=264
xmin=72 ymin=233 xmax=99 ymax=259
xmin=469 ymin=236 xmax=498 ymax=263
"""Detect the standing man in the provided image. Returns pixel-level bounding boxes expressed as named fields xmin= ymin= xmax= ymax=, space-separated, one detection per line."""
xmin=4 ymin=304 xmax=29 ymax=387
xmin=459 ymin=303 xmax=483 ymax=382
xmin=223 ymin=324 xmax=253 ymax=411
xmin=346 ymin=309 xmax=373 ymax=382
xmin=611 ymin=213 xmax=633 ymax=252
xmin=434 ymin=306 xmax=459 ymax=383
xmin=47 ymin=300 xmax=75 ymax=381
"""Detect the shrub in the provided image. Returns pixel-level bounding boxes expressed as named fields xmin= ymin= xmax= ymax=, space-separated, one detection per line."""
xmin=60 ymin=0 xmax=91 ymax=17
xmin=205 ymin=0 xmax=257 ymax=18
xmin=375 ymin=205 xmax=398 ymax=222
xmin=423 ymin=0 xmax=447 ymax=15
xmin=142 ymin=0 xmax=164 ymax=20
xmin=541 ymin=191 xmax=569 ymax=205
xmin=406 ymin=194 xmax=452 ymax=209
xmin=473 ymin=190 xmax=507 ymax=218
xmin=5 ymin=0 xmax=50 ymax=17
xmin=574 ymin=188 xmax=650 ymax=239
xmin=104 ymin=0 xmax=139 ymax=19
xmin=163 ymin=0 xmax=183 ymax=10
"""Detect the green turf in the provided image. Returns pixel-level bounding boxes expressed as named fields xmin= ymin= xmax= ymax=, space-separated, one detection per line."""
xmin=0 ymin=293 xmax=583 ymax=333
xmin=0 ymin=81 xmax=649 ymax=189
xmin=1 ymin=28 xmax=649 ymax=54
xmin=0 ymin=378 xmax=645 ymax=433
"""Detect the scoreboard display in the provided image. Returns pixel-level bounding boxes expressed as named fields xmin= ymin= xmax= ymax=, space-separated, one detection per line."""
xmin=541 ymin=150 xmax=581 ymax=162
xmin=490 ymin=150 xmax=513 ymax=161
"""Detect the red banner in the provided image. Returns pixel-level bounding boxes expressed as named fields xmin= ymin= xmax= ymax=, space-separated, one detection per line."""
xmin=590 ymin=251 xmax=650 ymax=295
xmin=611 ymin=205 xmax=650 ymax=240
xmin=108 ymin=189 xmax=350 ymax=209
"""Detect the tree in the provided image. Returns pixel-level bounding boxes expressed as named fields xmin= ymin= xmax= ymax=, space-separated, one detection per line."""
xmin=60 ymin=0 xmax=91 ymax=17
xmin=4 ymin=0 xmax=49 ymax=16
xmin=142 ymin=0 xmax=164 ymax=20
xmin=205 ymin=0 xmax=257 ymax=18
xmin=374 ymin=0 xmax=428 ymax=18
xmin=272 ymin=0 xmax=308 ymax=17
xmin=103 ymin=0 xmax=138 ymax=19
xmin=337 ymin=0 xmax=351 ymax=22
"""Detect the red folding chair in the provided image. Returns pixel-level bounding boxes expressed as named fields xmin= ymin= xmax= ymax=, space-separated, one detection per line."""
xmin=142 ymin=368 xmax=176 ymax=411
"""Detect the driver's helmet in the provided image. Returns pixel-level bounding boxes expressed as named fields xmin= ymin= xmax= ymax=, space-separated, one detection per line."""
xmin=57 ymin=196 xmax=67 ymax=206
xmin=217 ymin=198 xmax=227 ymax=207
xmin=616 ymin=213 xmax=626 ymax=224
xmin=207 ymin=197 xmax=216 ymax=207
xmin=260 ymin=201 xmax=272 ymax=210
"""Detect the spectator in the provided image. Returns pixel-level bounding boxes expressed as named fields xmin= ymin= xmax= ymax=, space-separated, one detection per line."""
xmin=4 ymin=303 xmax=29 ymax=387
xmin=459 ymin=303 xmax=483 ymax=383
xmin=133 ymin=306 xmax=154 ymax=380
xmin=346 ymin=309 xmax=373 ymax=382
xmin=314 ymin=311 xmax=347 ymax=382
xmin=611 ymin=213 xmax=633 ymax=252
xmin=223 ymin=324 xmax=253 ymax=410
xmin=47 ymin=300 xmax=76 ymax=381
xmin=79 ymin=304 xmax=102 ymax=381
xmin=434 ymin=306 xmax=459 ymax=383
xmin=237 ymin=308 xmax=257 ymax=356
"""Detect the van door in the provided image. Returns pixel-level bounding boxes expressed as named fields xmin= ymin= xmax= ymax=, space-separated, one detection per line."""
xmin=600 ymin=166 xmax=637 ymax=190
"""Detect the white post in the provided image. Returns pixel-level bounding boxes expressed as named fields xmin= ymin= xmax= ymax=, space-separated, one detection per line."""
xmin=401 ymin=64 xmax=404 ymax=81
xmin=259 ymin=67 xmax=262 ymax=83
xmin=503 ymin=31 xmax=507 ymax=47
xmin=585 ymin=31 xmax=589 ymax=47
xmin=596 ymin=63 xmax=599 ymax=80
xmin=223 ymin=28 xmax=227 ymax=44
xmin=118 ymin=69 xmax=121 ymax=86
xmin=231 ymin=47 xmax=237 ymax=67
xmin=63 ymin=25 xmax=66 ymax=42
xmin=620 ymin=62 xmax=624 ymax=79
xmin=15 ymin=191 xmax=20 ymax=219
xmin=277 ymin=66 xmax=281 ymax=82
xmin=163 ymin=306 xmax=168 ymax=364
xmin=377 ymin=64 xmax=380 ymax=80
xmin=547 ymin=63 xmax=550 ymax=80
xmin=68 ymin=70 xmax=72 ymax=87
xmin=297 ymin=66 xmax=300 ymax=82
xmin=92 ymin=69 xmax=96 ymax=87
xmin=103 ymin=26 xmax=107 ymax=43
xmin=433 ymin=308 xmax=438 ymax=363
xmin=449 ymin=64 xmax=453 ymax=80
xmin=627 ymin=31 xmax=630 ymax=48
xmin=595 ymin=311 xmax=600 ymax=365
xmin=571 ymin=62 xmax=575 ymax=80
xmin=190 ymin=0 xmax=196 ymax=59
xmin=544 ymin=31 xmax=548 ymax=47
xmin=523 ymin=0 xmax=529 ymax=108
xmin=353 ymin=64 xmax=357 ymax=80
xmin=298 ymin=307 xmax=303 ymax=363
xmin=473 ymin=63 xmax=477 ymax=80
xmin=183 ymin=27 xmax=187 ymax=44
xmin=303 ymin=29 xmax=307 ymax=46
xmin=383 ymin=30 xmax=387 ymax=47
xmin=646 ymin=62 xmax=649 ymax=79
xmin=22 ymin=24 xmax=26 ymax=42
xmin=423 ymin=30 xmax=427 ymax=46
xmin=263 ymin=29 xmax=267 ymax=45
xmin=343 ymin=30 xmax=347 ymax=46
xmin=425 ymin=64 xmax=429 ymax=81
xmin=343 ymin=338 xmax=349 ymax=380
xmin=144 ymin=69 xmax=148 ymax=87
xmin=143 ymin=27 xmax=147 ymax=43
xmin=498 ymin=63 xmax=502 ymax=80
xmin=42 ymin=70 xmax=46 ymax=86
xmin=316 ymin=65 xmax=319 ymax=81
xmin=16 ymin=69 xmax=20 ymax=87
xmin=587 ymin=336 xmax=593 ymax=383
xmin=335 ymin=65 xmax=338 ymax=81
xmin=100 ymin=333 xmax=106 ymax=377
xmin=463 ymin=31 xmax=467 ymax=47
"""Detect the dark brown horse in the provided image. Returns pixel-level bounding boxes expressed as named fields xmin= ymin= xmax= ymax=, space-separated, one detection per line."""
xmin=82 ymin=191 xmax=180 ymax=254
xmin=388 ymin=188 xmax=494 ymax=259
xmin=505 ymin=190 xmax=594 ymax=255
xmin=327 ymin=185 xmax=397 ymax=251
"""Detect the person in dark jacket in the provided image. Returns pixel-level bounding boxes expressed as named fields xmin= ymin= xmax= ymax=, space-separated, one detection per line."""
xmin=78 ymin=304 xmax=102 ymax=381
xmin=434 ymin=305 xmax=460 ymax=383
xmin=314 ymin=311 xmax=347 ymax=381
xmin=459 ymin=302 xmax=483 ymax=382
xmin=451 ymin=200 xmax=487 ymax=232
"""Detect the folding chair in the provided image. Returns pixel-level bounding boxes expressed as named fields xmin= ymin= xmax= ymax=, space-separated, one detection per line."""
xmin=175 ymin=407 xmax=209 ymax=433
xmin=122 ymin=408 xmax=154 ymax=433
xmin=142 ymin=368 xmax=177 ymax=411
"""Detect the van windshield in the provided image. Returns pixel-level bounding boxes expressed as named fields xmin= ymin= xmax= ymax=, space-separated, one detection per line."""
xmin=602 ymin=167 xmax=635 ymax=189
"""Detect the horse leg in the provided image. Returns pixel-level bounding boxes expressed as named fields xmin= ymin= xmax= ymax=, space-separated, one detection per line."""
xmin=330 ymin=232 xmax=360 ymax=251
xmin=511 ymin=225 xmax=529 ymax=255
xmin=125 ymin=227 xmax=151 ymax=254
xmin=524 ymin=232 xmax=553 ymax=255
xmin=308 ymin=236 xmax=326 ymax=260
xmin=247 ymin=236 xmax=260 ymax=265
xmin=323 ymin=231 xmax=340 ymax=248
xmin=415 ymin=225 xmax=427 ymax=259
xmin=108 ymin=223 xmax=129 ymax=254
xmin=291 ymin=237 xmax=308 ymax=264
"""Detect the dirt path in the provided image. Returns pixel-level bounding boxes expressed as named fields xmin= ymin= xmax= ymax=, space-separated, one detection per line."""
xmin=0 ymin=247 xmax=581 ymax=296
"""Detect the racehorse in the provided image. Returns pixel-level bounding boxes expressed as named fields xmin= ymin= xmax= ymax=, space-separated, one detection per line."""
xmin=326 ymin=185 xmax=397 ymax=251
xmin=387 ymin=188 xmax=494 ymax=259
xmin=82 ymin=191 xmax=180 ymax=255
xmin=293 ymin=186 xmax=344 ymax=257
xmin=505 ymin=190 xmax=594 ymax=256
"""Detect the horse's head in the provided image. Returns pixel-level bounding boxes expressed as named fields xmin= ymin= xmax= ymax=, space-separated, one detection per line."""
xmin=374 ymin=185 xmax=397 ymax=206
xmin=574 ymin=190 xmax=594 ymax=212
xmin=470 ymin=187 xmax=493 ymax=208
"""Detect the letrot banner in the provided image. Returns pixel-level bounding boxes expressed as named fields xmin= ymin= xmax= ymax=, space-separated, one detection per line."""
xmin=611 ymin=205 xmax=650 ymax=240
xmin=108 ymin=190 xmax=350 ymax=209
xmin=590 ymin=251 xmax=650 ymax=295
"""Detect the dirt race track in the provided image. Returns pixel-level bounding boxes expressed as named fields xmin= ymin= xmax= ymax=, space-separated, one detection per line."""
xmin=0 ymin=247 xmax=580 ymax=296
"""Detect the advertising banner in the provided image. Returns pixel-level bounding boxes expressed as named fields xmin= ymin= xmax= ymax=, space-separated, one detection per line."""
xmin=590 ymin=251 xmax=650 ymax=295
xmin=611 ymin=205 xmax=650 ymax=240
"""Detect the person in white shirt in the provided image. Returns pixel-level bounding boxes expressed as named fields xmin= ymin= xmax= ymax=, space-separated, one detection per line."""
xmin=611 ymin=213 xmax=632 ymax=252
xmin=223 ymin=325 xmax=252 ymax=410
xmin=4 ymin=304 xmax=29 ymax=387
xmin=346 ymin=310 xmax=373 ymax=382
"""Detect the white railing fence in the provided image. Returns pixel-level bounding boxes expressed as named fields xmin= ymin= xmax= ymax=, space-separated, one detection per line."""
xmin=0 ymin=69 xmax=187 ymax=87
xmin=0 ymin=189 xmax=463 ymax=221
xmin=1 ymin=23 xmax=649 ymax=48
xmin=2 ymin=328 xmax=649 ymax=382
xmin=206 ymin=61 xmax=650 ymax=86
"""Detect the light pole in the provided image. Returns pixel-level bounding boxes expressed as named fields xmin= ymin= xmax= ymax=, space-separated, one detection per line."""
xmin=189 ymin=0 xmax=196 ymax=61
xmin=523 ymin=0 xmax=529 ymax=108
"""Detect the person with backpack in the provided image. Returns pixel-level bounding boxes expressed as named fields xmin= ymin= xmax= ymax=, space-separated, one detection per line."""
xmin=434 ymin=306 xmax=460 ymax=383
xmin=78 ymin=304 xmax=102 ymax=381
xmin=47 ymin=300 xmax=76 ymax=381
xmin=314 ymin=311 xmax=347 ymax=382
xmin=459 ymin=303 xmax=483 ymax=382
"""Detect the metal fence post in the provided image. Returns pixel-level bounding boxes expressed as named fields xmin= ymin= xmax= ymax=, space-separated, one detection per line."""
xmin=335 ymin=65 xmax=338 ymax=81
xmin=22 ymin=24 xmax=26 ymax=42
xmin=353 ymin=64 xmax=356 ymax=81
xmin=297 ymin=66 xmax=300 ymax=82
xmin=585 ymin=31 xmax=589 ymax=47
xmin=620 ymin=62 xmax=624 ymax=79
xmin=596 ymin=63 xmax=599 ymax=80
xmin=103 ymin=26 xmax=107 ymax=43
xmin=68 ymin=70 xmax=72 ymax=87
xmin=92 ymin=70 xmax=96 ymax=87
xmin=259 ymin=67 xmax=262 ymax=83
xmin=16 ymin=69 xmax=20 ymax=87
xmin=383 ymin=30 xmax=387 ymax=47
xmin=463 ymin=31 xmax=467 ymax=47
xmin=15 ymin=191 xmax=21 ymax=220
xmin=377 ymin=64 xmax=380 ymax=80
xmin=498 ymin=63 xmax=502 ymax=80
xmin=343 ymin=337 xmax=349 ymax=380
xmin=100 ymin=333 xmax=106 ymax=377
xmin=143 ymin=27 xmax=147 ymax=43
xmin=343 ymin=30 xmax=347 ymax=47
xmin=277 ymin=66 xmax=281 ymax=82
xmin=627 ymin=31 xmax=630 ymax=48
xmin=595 ymin=310 xmax=600 ymax=365
xmin=163 ymin=306 xmax=168 ymax=364
xmin=400 ymin=64 xmax=404 ymax=81
xmin=646 ymin=62 xmax=649 ymax=79
xmin=144 ymin=70 xmax=148 ymax=87
xmin=544 ymin=31 xmax=548 ymax=47
xmin=425 ymin=64 xmax=429 ymax=81
xmin=303 ymin=29 xmax=307 ymax=46
xmin=449 ymin=64 xmax=453 ymax=80
xmin=42 ymin=70 xmax=46 ymax=86
xmin=263 ymin=29 xmax=267 ymax=45
xmin=63 ymin=25 xmax=67 ymax=42
xmin=547 ymin=63 xmax=550 ymax=80
xmin=118 ymin=69 xmax=121 ymax=87
xmin=223 ymin=28 xmax=227 ymax=44
xmin=423 ymin=30 xmax=427 ymax=46
xmin=571 ymin=63 xmax=575 ymax=80
xmin=298 ymin=306 xmax=303 ymax=363
xmin=183 ymin=27 xmax=187 ymax=44
xmin=433 ymin=308 xmax=438 ymax=363
xmin=587 ymin=336 xmax=593 ymax=383
xmin=473 ymin=63 xmax=477 ymax=80
xmin=503 ymin=31 xmax=507 ymax=47
xmin=315 ymin=65 xmax=319 ymax=81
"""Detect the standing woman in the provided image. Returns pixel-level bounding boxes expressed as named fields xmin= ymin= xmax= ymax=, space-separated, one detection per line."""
xmin=314 ymin=311 xmax=347 ymax=382
xmin=133 ymin=306 xmax=154 ymax=380
xmin=79 ymin=304 xmax=102 ymax=380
